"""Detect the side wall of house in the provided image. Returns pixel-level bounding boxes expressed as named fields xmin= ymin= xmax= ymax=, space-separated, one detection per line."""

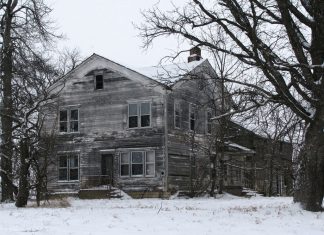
xmin=166 ymin=77 xmax=220 ymax=192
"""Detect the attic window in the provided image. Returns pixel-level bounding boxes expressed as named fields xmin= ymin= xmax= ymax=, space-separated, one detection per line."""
xmin=95 ymin=75 xmax=103 ymax=90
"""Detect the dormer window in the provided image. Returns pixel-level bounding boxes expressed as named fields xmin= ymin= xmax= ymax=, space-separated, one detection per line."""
xmin=95 ymin=74 xmax=103 ymax=90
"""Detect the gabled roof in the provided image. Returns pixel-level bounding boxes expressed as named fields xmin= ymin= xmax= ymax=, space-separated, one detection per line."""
xmin=134 ymin=59 xmax=208 ymax=86
xmin=54 ymin=53 xmax=213 ymax=95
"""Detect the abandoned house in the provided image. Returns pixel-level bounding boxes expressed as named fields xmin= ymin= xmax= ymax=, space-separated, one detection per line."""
xmin=44 ymin=47 xmax=293 ymax=198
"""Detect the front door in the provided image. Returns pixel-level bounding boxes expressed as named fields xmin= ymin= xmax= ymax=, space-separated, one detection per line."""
xmin=101 ymin=154 xmax=114 ymax=185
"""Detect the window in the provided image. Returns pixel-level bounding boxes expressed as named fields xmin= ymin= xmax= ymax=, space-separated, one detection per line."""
xmin=207 ymin=110 xmax=212 ymax=134
xmin=95 ymin=75 xmax=103 ymax=90
xmin=59 ymin=110 xmax=68 ymax=132
xmin=174 ymin=101 xmax=181 ymax=129
xmin=58 ymin=155 xmax=79 ymax=181
xmin=128 ymin=102 xmax=151 ymax=128
xmin=189 ymin=104 xmax=196 ymax=131
xmin=132 ymin=152 xmax=144 ymax=176
xmin=59 ymin=109 xmax=79 ymax=133
xmin=119 ymin=151 xmax=155 ymax=177
xmin=120 ymin=153 xmax=130 ymax=176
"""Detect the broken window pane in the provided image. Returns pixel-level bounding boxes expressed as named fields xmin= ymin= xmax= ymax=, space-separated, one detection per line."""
xmin=132 ymin=164 xmax=143 ymax=175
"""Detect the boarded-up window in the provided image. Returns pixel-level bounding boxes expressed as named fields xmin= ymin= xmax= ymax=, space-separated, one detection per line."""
xmin=58 ymin=155 xmax=79 ymax=181
xmin=95 ymin=75 xmax=103 ymax=90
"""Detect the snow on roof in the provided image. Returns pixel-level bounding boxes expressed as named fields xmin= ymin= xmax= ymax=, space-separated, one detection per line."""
xmin=226 ymin=141 xmax=255 ymax=154
xmin=134 ymin=59 xmax=207 ymax=86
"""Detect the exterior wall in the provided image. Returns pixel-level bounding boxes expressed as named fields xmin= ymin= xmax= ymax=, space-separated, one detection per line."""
xmin=44 ymin=55 xmax=292 ymax=197
xmin=228 ymin=122 xmax=293 ymax=195
xmin=165 ymin=77 xmax=221 ymax=192
xmin=46 ymin=58 xmax=167 ymax=193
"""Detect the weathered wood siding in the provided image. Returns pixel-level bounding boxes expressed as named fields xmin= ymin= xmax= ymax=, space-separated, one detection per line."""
xmin=46 ymin=56 xmax=167 ymax=193
xmin=166 ymin=76 xmax=221 ymax=191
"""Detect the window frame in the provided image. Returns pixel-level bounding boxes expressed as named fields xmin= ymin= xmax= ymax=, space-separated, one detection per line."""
xmin=119 ymin=151 xmax=155 ymax=178
xmin=59 ymin=110 xmax=68 ymax=133
xmin=174 ymin=100 xmax=181 ymax=129
xmin=131 ymin=151 xmax=145 ymax=177
xmin=206 ymin=109 xmax=213 ymax=134
xmin=128 ymin=101 xmax=151 ymax=129
xmin=59 ymin=108 xmax=79 ymax=134
xmin=189 ymin=103 xmax=196 ymax=131
xmin=58 ymin=154 xmax=80 ymax=182
xmin=120 ymin=152 xmax=130 ymax=177
xmin=95 ymin=74 xmax=104 ymax=90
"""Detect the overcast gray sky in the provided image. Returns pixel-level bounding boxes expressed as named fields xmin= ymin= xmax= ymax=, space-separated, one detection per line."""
xmin=47 ymin=0 xmax=190 ymax=68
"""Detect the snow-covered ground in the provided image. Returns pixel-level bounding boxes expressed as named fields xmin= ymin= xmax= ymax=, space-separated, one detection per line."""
xmin=0 ymin=195 xmax=323 ymax=235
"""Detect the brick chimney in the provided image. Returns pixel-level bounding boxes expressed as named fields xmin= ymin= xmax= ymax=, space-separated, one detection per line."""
xmin=188 ymin=46 xmax=202 ymax=63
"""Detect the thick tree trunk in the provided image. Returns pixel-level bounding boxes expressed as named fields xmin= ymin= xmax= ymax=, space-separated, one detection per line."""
xmin=293 ymin=2 xmax=324 ymax=211
xmin=15 ymin=140 xmax=30 ymax=207
xmin=294 ymin=117 xmax=324 ymax=211
xmin=1 ymin=1 xmax=15 ymax=202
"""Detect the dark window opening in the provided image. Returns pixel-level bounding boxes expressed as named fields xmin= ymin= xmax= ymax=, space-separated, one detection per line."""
xmin=174 ymin=101 xmax=181 ymax=129
xmin=58 ymin=155 xmax=79 ymax=181
xmin=190 ymin=104 xmax=196 ymax=131
xmin=59 ymin=110 xmax=68 ymax=132
xmin=95 ymin=75 xmax=103 ymax=90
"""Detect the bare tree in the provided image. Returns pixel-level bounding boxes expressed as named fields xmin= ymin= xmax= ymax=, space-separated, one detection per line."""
xmin=139 ymin=0 xmax=324 ymax=211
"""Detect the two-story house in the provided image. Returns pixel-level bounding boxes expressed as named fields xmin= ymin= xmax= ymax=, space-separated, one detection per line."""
xmin=44 ymin=47 xmax=289 ymax=198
